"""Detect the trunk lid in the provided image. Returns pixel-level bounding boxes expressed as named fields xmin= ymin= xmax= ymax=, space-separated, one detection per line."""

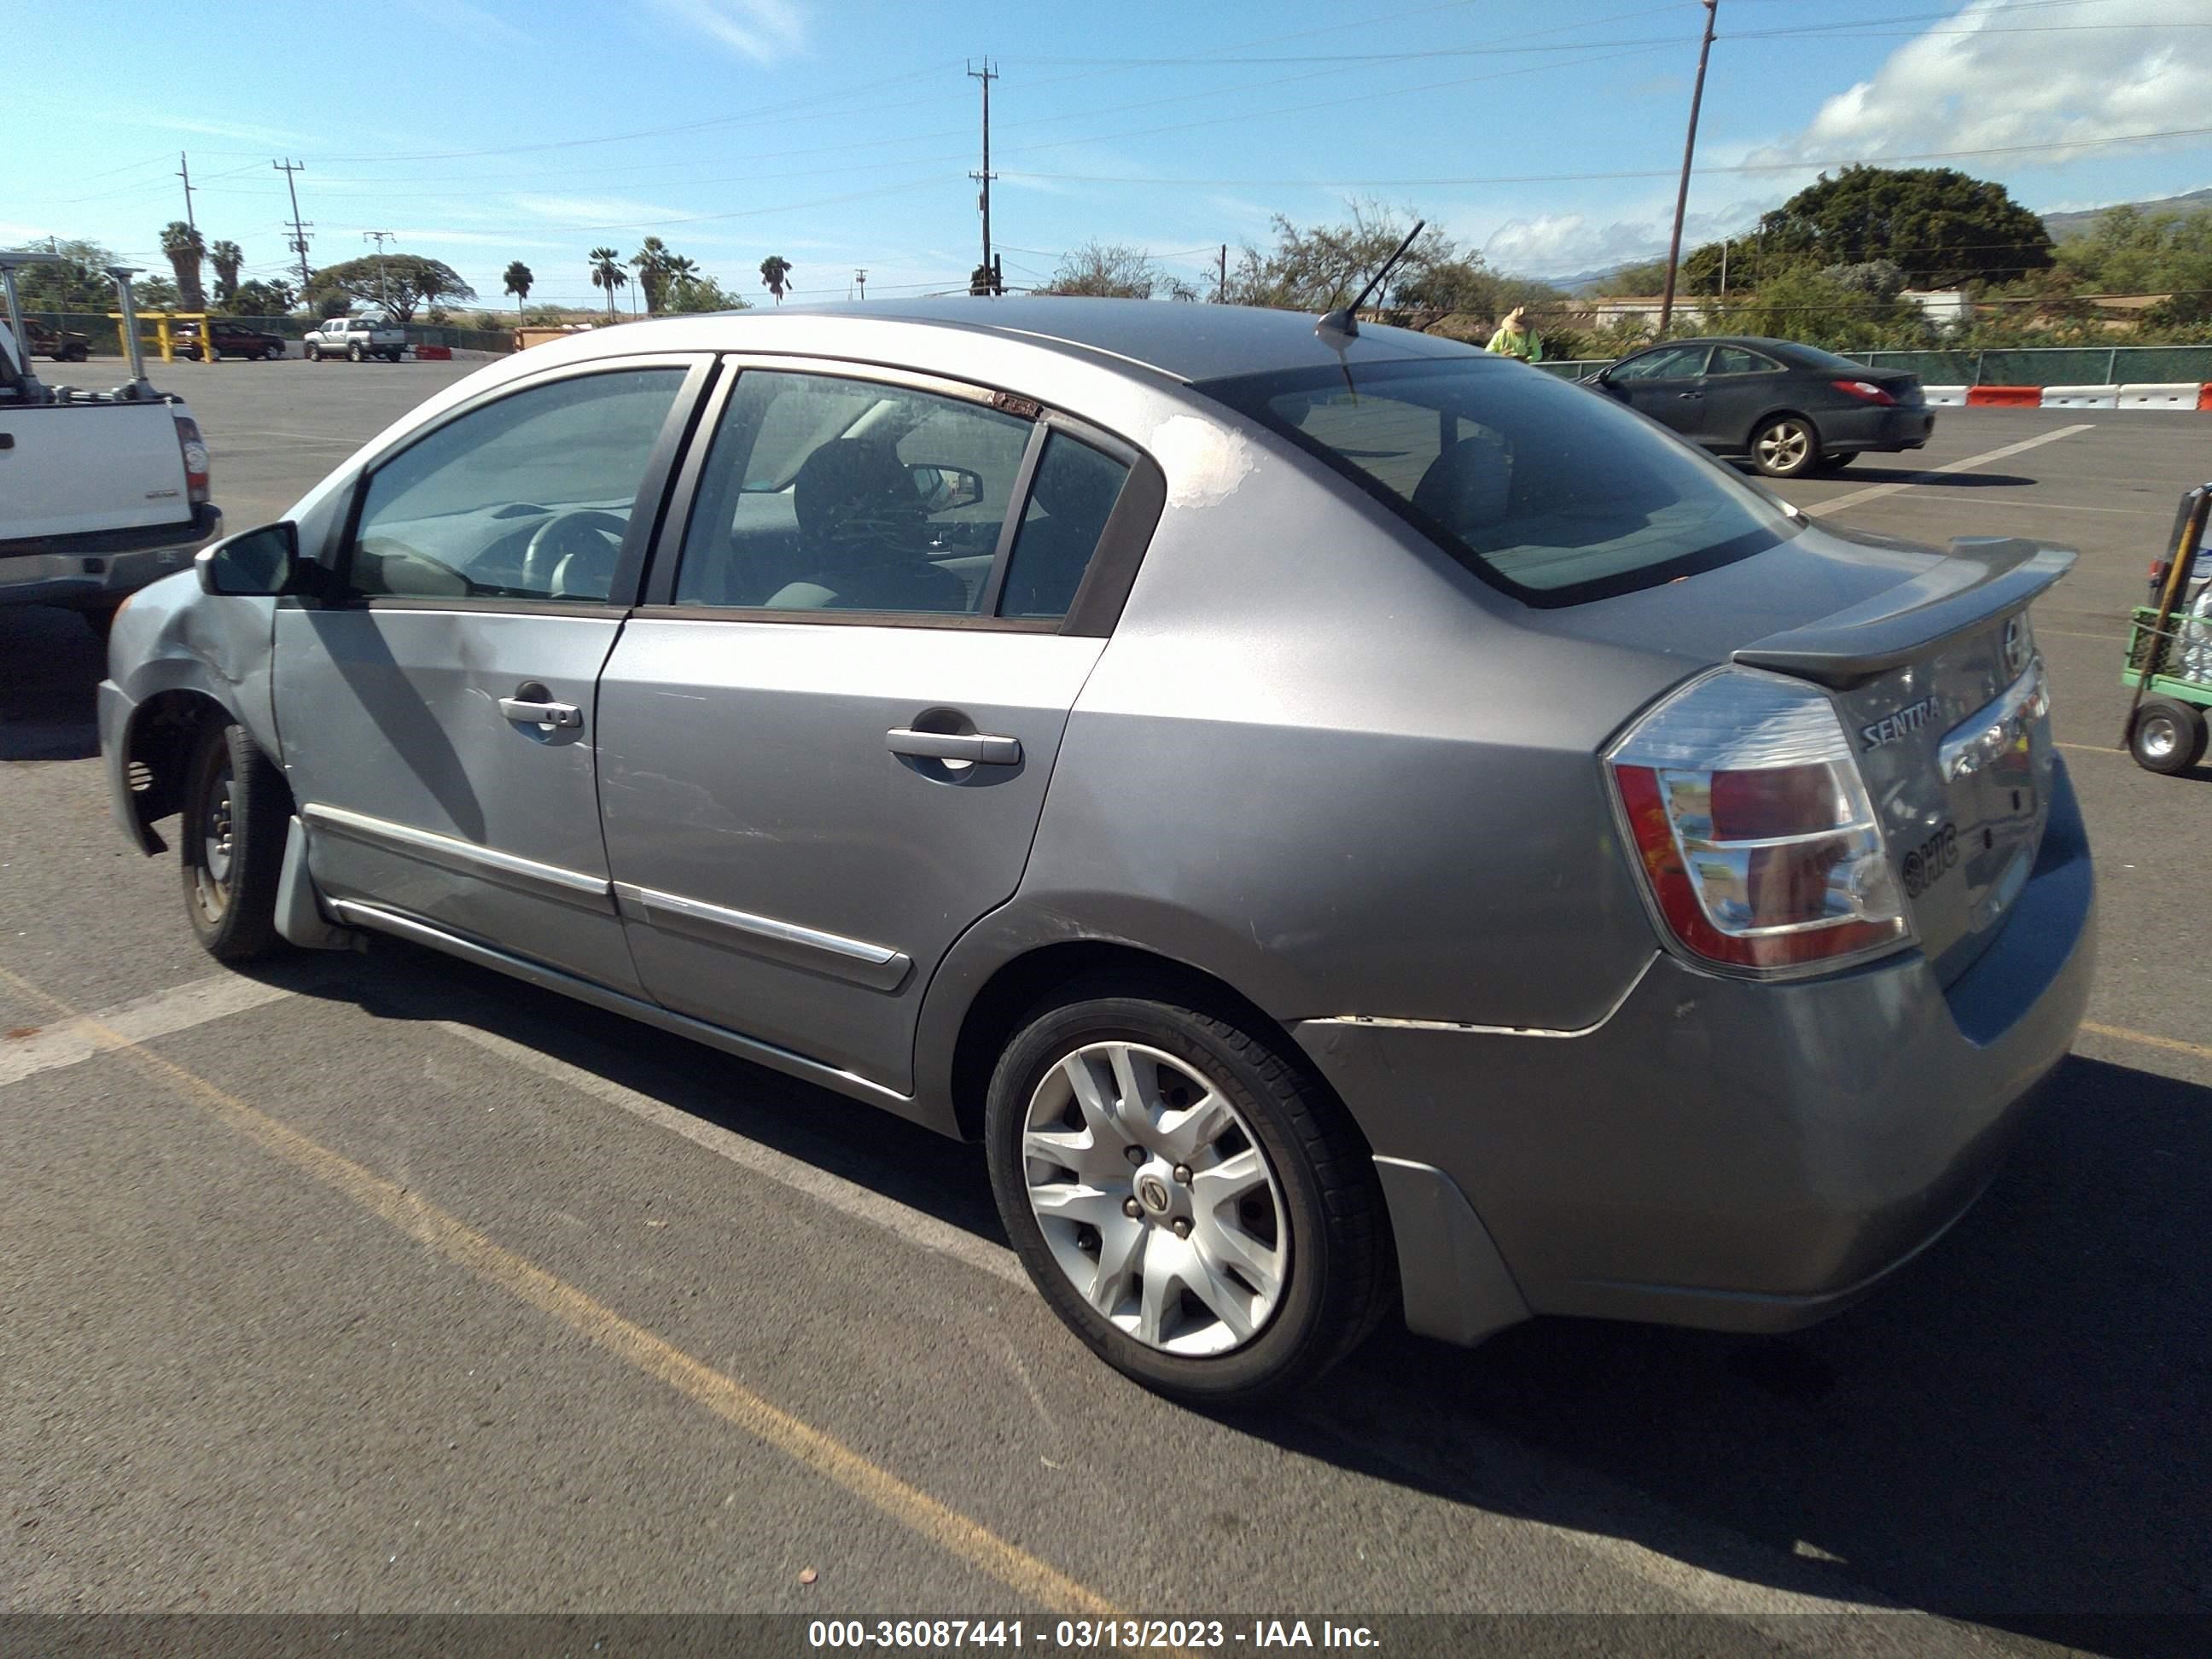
xmin=1736 ymin=534 xmax=2068 ymax=984
xmin=1545 ymin=527 xmax=2070 ymax=986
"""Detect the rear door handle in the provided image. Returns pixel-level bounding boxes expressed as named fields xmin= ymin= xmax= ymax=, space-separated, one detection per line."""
xmin=887 ymin=727 xmax=1022 ymax=765
xmin=500 ymin=697 xmax=583 ymax=728
xmin=1675 ymin=392 xmax=1703 ymax=399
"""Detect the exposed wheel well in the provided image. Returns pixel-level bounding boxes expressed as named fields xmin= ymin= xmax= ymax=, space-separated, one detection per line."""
xmin=946 ymin=940 xmax=1359 ymax=1147
xmin=123 ymin=690 xmax=239 ymax=851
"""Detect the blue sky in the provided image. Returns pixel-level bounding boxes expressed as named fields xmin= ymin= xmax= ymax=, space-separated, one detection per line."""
xmin=6 ymin=0 xmax=2206 ymax=310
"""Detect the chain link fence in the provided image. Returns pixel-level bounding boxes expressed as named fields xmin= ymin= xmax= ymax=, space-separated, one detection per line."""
xmin=15 ymin=311 xmax=514 ymax=358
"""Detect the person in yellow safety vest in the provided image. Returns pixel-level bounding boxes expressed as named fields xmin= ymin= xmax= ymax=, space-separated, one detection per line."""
xmin=1485 ymin=306 xmax=1543 ymax=363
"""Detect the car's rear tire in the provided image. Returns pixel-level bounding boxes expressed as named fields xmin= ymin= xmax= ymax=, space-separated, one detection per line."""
xmin=984 ymin=984 xmax=1393 ymax=1405
xmin=263 ymin=343 xmax=282 ymax=361
xmin=1813 ymin=450 xmax=1860 ymax=474
xmin=2129 ymin=698 xmax=2209 ymax=775
xmin=1751 ymin=415 xmax=1821 ymax=478
xmin=348 ymin=341 xmax=364 ymax=363
xmin=180 ymin=721 xmax=290 ymax=962
xmin=64 ymin=342 xmax=88 ymax=363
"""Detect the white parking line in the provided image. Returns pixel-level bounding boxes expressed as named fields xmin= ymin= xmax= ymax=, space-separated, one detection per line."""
xmin=1801 ymin=424 xmax=2095 ymax=518
xmin=434 ymin=1021 xmax=1032 ymax=1289
xmin=213 ymin=428 xmax=364 ymax=447
xmin=0 ymin=973 xmax=294 ymax=1087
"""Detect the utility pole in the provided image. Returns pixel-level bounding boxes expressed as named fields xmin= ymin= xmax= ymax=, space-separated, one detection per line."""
xmin=854 ymin=268 xmax=867 ymax=300
xmin=1656 ymin=0 xmax=1718 ymax=335
xmin=1219 ymin=243 xmax=1227 ymax=304
xmin=969 ymin=59 xmax=998 ymax=294
xmin=363 ymin=230 xmax=395 ymax=314
xmin=177 ymin=152 xmax=197 ymax=238
xmin=275 ymin=160 xmax=313 ymax=294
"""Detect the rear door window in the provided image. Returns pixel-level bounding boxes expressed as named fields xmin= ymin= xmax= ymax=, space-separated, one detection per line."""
xmin=1708 ymin=346 xmax=1782 ymax=375
xmin=1198 ymin=357 xmax=1800 ymax=606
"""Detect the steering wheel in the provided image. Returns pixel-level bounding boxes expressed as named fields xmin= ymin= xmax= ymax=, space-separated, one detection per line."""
xmin=521 ymin=509 xmax=629 ymax=597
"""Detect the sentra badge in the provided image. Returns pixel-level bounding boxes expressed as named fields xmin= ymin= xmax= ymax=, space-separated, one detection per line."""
xmin=1861 ymin=696 xmax=1938 ymax=751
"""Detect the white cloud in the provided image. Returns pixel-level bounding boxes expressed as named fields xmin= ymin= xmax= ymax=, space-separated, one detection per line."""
xmin=1479 ymin=195 xmax=1782 ymax=281
xmin=1749 ymin=0 xmax=2194 ymax=170
xmin=643 ymin=0 xmax=806 ymax=62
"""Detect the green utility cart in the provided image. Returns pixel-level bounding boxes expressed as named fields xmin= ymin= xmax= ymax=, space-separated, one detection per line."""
xmin=2124 ymin=483 xmax=2212 ymax=773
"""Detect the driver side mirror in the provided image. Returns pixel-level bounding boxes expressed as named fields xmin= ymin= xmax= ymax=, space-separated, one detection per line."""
xmin=907 ymin=463 xmax=986 ymax=515
xmin=195 ymin=521 xmax=300 ymax=597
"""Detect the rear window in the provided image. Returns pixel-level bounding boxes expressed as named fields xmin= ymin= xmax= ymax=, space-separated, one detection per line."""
xmin=1196 ymin=358 xmax=1800 ymax=605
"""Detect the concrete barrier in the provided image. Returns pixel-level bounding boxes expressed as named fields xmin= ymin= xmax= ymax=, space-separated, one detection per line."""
xmin=1924 ymin=385 xmax=1968 ymax=406
xmin=2116 ymin=382 xmax=2202 ymax=409
xmin=2040 ymin=384 xmax=2122 ymax=409
xmin=1966 ymin=384 xmax=2042 ymax=406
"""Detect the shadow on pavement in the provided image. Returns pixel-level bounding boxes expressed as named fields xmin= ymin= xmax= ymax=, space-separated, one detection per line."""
xmin=1292 ymin=1051 xmax=2210 ymax=1652
xmin=0 ymin=607 xmax=102 ymax=762
xmin=1819 ymin=466 xmax=2040 ymax=489
xmin=246 ymin=934 xmax=2208 ymax=1652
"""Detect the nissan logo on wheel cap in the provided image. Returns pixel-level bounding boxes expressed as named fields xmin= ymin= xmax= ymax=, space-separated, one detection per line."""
xmin=1137 ymin=1174 xmax=1172 ymax=1214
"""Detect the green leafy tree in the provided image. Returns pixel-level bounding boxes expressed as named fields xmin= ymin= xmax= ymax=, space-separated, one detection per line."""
xmin=208 ymin=239 xmax=243 ymax=306
xmin=1391 ymin=258 xmax=1561 ymax=329
xmin=230 ymin=277 xmax=295 ymax=316
xmin=303 ymin=254 xmax=474 ymax=323
xmin=2053 ymin=206 xmax=2212 ymax=323
xmin=503 ymin=260 xmax=533 ymax=314
xmin=1033 ymin=242 xmax=1196 ymax=300
xmin=158 ymin=220 xmax=207 ymax=311
xmin=1709 ymin=267 xmax=1930 ymax=353
xmin=1224 ymin=201 xmax=1454 ymax=310
xmin=1587 ymin=259 xmax=1673 ymax=297
xmin=589 ymin=246 xmax=627 ymax=317
xmin=11 ymin=240 xmax=119 ymax=311
xmin=759 ymin=254 xmax=793 ymax=304
xmin=1741 ymin=165 xmax=2053 ymax=289
xmin=135 ymin=275 xmax=181 ymax=310
xmin=664 ymin=271 xmax=748 ymax=313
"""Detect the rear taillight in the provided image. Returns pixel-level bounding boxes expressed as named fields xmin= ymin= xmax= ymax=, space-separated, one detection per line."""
xmin=173 ymin=414 xmax=210 ymax=506
xmin=1832 ymin=379 xmax=1896 ymax=405
xmin=1607 ymin=667 xmax=1912 ymax=976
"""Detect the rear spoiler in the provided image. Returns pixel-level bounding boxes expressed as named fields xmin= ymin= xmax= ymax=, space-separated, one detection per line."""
xmin=1733 ymin=536 xmax=2075 ymax=689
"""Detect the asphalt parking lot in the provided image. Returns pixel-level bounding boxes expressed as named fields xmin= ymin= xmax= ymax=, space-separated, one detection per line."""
xmin=3 ymin=356 xmax=2207 ymax=1654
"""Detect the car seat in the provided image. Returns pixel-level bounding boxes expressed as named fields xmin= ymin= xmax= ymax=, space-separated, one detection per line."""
xmin=766 ymin=438 xmax=966 ymax=612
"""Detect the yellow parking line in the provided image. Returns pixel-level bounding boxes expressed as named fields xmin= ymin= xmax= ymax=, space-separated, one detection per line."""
xmin=0 ymin=962 xmax=1117 ymax=1617
xmin=2079 ymin=1020 xmax=2212 ymax=1065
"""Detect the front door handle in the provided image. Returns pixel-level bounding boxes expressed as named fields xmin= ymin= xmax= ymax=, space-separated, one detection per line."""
xmin=500 ymin=696 xmax=583 ymax=729
xmin=1675 ymin=392 xmax=1703 ymax=399
xmin=887 ymin=727 xmax=1022 ymax=765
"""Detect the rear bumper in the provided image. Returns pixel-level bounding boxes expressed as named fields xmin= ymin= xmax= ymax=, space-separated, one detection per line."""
xmin=1825 ymin=404 xmax=1936 ymax=452
xmin=1294 ymin=759 xmax=2095 ymax=1344
xmin=0 ymin=504 xmax=221 ymax=610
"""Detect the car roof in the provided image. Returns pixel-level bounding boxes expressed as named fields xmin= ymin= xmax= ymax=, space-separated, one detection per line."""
xmin=655 ymin=297 xmax=1486 ymax=383
xmin=1629 ymin=335 xmax=1836 ymax=360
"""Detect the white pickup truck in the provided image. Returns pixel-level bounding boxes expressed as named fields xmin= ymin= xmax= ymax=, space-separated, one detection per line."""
xmin=1 ymin=253 xmax=220 ymax=632
xmin=304 ymin=315 xmax=407 ymax=362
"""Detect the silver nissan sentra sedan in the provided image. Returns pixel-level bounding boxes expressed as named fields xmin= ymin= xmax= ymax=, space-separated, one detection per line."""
xmin=99 ymin=300 xmax=2095 ymax=1402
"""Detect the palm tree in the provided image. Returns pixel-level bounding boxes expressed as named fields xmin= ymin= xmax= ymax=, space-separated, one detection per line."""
xmin=662 ymin=253 xmax=700 ymax=311
xmin=208 ymin=240 xmax=243 ymax=308
xmin=504 ymin=261 xmax=533 ymax=317
xmin=159 ymin=220 xmax=207 ymax=312
xmin=630 ymin=236 xmax=672 ymax=314
xmin=759 ymin=254 xmax=793 ymax=305
xmin=589 ymin=246 xmax=627 ymax=319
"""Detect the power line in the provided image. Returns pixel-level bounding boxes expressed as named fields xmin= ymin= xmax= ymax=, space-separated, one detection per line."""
xmin=1004 ymin=123 xmax=2212 ymax=187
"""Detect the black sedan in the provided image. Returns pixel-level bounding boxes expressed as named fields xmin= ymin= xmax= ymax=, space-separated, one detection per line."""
xmin=1584 ymin=335 xmax=1933 ymax=478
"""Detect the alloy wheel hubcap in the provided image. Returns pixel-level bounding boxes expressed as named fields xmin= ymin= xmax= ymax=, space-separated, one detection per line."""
xmin=1021 ymin=1041 xmax=1289 ymax=1357
xmin=1760 ymin=424 xmax=1809 ymax=469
